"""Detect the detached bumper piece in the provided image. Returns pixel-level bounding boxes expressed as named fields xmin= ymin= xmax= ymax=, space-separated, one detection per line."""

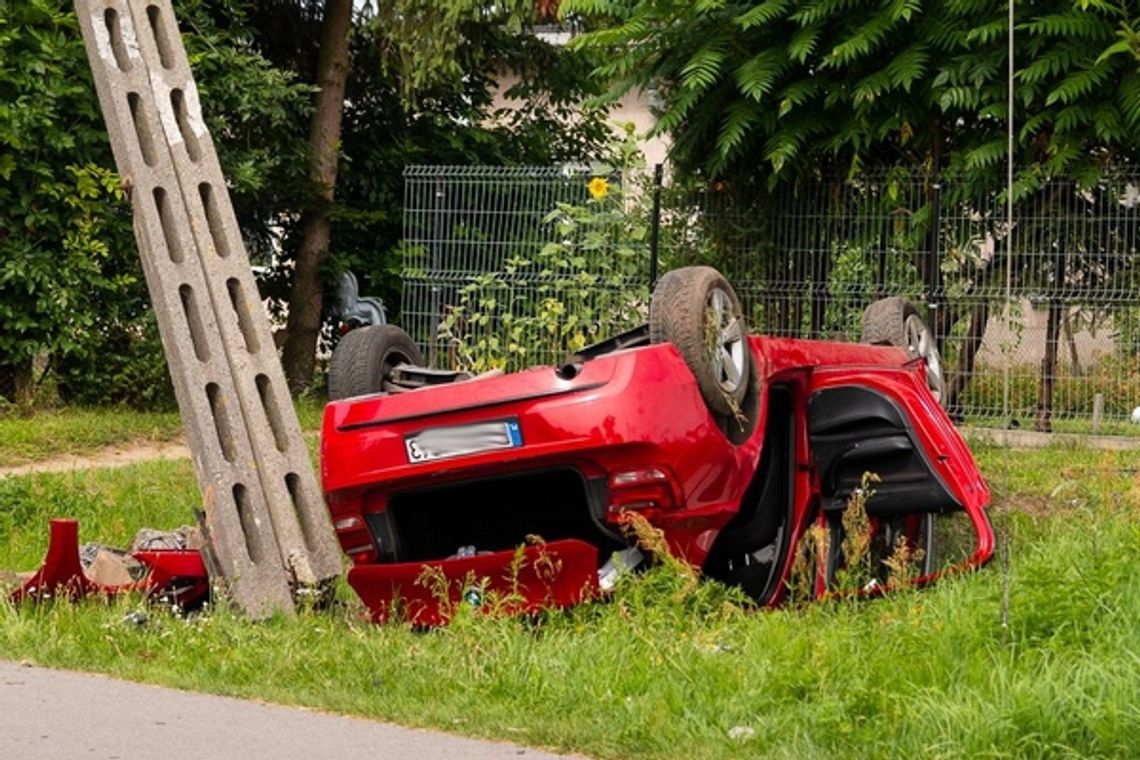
xmin=9 ymin=519 xmax=209 ymax=610
xmin=347 ymin=538 xmax=599 ymax=627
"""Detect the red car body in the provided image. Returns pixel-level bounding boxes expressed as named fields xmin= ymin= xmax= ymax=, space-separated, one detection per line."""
xmin=322 ymin=335 xmax=993 ymax=625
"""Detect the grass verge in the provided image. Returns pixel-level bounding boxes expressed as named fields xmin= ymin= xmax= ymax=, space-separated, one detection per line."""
xmin=0 ymin=409 xmax=183 ymax=468
xmin=0 ymin=398 xmax=325 ymax=468
xmin=2 ymin=447 xmax=1139 ymax=758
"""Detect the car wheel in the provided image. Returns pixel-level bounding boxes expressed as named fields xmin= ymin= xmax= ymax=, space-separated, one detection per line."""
xmin=650 ymin=266 xmax=750 ymax=417
xmin=328 ymin=325 xmax=424 ymax=401
xmin=861 ymin=297 xmax=944 ymax=405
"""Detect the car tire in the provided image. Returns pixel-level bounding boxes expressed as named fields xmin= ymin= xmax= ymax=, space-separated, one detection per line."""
xmin=328 ymin=325 xmax=424 ymax=401
xmin=861 ymin=297 xmax=945 ymax=405
xmin=650 ymin=266 xmax=750 ymax=417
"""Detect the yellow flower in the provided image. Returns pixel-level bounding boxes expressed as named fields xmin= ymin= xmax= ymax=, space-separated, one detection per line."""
xmin=587 ymin=176 xmax=609 ymax=199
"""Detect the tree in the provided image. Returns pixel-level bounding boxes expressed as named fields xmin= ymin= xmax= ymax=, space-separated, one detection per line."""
xmin=311 ymin=5 xmax=610 ymax=311
xmin=2 ymin=0 xmax=609 ymax=404
xmin=563 ymin=0 xmax=1140 ymax=184
xmin=280 ymin=0 xmax=353 ymax=392
xmin=0 ymin=0 xmax=127 ymax=404
xmin=562 ymin=0 xmax=1140 ymax=426
xmin=272 ymin=0 xmax=610 ymax=391
xmin=0 ymin=0 xmax=312 ymax=407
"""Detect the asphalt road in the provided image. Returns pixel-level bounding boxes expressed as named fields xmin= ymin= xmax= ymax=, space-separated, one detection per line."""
xmin=0 ymin=660 xmax=585 ymax=760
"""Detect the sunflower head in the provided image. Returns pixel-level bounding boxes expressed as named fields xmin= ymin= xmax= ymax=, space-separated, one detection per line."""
xmin=587 ymin=176 xmax=609 ymax=200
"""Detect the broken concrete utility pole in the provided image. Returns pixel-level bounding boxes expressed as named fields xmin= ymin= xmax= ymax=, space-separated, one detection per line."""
xmin=74 ymin=0 xmax=342 ymax=618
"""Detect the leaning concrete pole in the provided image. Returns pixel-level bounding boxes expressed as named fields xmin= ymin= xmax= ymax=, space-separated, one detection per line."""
xmin=74 ymin=0 xmax=342 ymax=617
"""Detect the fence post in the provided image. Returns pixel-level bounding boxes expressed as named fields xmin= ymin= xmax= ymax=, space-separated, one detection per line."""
xmin=927 ymin=181 xmax=943 ymax=349
xmin=430 ymin=177 xmax=445 ymax=367
xmin=649 ymin=163 xmax=664 ymax=291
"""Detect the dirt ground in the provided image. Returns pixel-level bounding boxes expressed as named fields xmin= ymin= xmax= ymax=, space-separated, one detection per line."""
xmin=0 ymin=441 xmax=190 ymax=479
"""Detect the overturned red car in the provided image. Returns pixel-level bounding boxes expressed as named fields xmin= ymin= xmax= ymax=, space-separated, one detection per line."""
xmin=322 ymin=267 xmax=994 ymax=625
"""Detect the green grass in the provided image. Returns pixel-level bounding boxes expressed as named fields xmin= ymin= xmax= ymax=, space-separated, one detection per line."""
xmin=964 ymin=415 xmax=1140 ymax=438
xmin=293 ymin=394 xmax=327 ymax=432
xmin=2 ymin=447 xmax=1140 ymax=758
xmin=0 ymin=397 xmax=326 ymax=467
xmin=0 ymin=460 xmax=201 ymax=569
xmin=0 ymin=408 xmax=184 ymax=467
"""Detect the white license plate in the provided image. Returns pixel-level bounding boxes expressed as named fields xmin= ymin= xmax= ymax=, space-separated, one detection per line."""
xmin=405 ymin=419 xmax=522 ymax=463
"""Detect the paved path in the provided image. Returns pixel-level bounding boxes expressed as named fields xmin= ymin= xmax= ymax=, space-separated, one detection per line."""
xmin=0 ymin=661 xmax=585 ymax=760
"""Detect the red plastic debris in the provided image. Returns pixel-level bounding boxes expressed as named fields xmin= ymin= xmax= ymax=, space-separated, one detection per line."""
xmin=9 ymin=518 xmax=209 ymax=609
xmin=10 ymin=519 xmax=95 ymax=602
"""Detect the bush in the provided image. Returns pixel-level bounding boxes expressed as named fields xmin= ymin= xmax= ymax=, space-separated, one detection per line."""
xmin=956 ymin=355 xmax=1140 ymax=421
xmin=439 ymin=133 xmax=651 ymax=371
xmin=54 ymin=317 xmax=175 ymax=410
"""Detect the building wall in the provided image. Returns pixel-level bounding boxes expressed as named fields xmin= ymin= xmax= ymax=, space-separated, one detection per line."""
xmin=490 ymin=74 xmax=670 ymax=168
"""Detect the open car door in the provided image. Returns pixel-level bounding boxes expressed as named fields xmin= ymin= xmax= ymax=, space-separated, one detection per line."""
xmin=806 ymin=368 xmax=994 ymax=593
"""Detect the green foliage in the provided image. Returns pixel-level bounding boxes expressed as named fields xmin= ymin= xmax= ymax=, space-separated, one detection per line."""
xmin=439 ymin=186 xmax=649 ymax=370
xmin=439 ymin=133 xmax=650 ymax=371
xmin=53 ymin=316 xmax=176 ymax=410
xmin=374 ymin=0 xmax=532 ymax=104
xmin=251 ymin=1 xmax=612 ymax=342
xmin=0 ymin=1 xmax=134 ymax=397
xmin=1 ymin=0 xmax=613 ymax=407
xmin=181 ymin=0 xmax=314 ymax=256
xmin=0 ymin=0 xmax=312 ymax=406
xmin=563 ymin=0 xmax=1140 ymax=193
xmin=959 ymin=355 xmax=1140 ymax=422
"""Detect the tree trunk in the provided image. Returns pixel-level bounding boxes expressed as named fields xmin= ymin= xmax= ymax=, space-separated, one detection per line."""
xmin=1036 ymin=298 xmax=1062 ymax=432
xmin=942 ymin=227 xmax=1016 ymax=420
xmin=281 ymin=0 xmax=353 ymax=392
xmin=1062 ymin=309 xmax=1081 ymax=375
xmin=0 ymin=360 xmax=33 ymax=406
xmin=1035 ymin=251 xmax=1066 ymax=432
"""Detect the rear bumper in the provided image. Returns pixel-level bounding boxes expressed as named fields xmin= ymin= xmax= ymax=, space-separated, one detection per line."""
xmin=11 ymin=519 xmax=209 ymax=610
xmin=347 ymin=538 xmax=598 ymax=626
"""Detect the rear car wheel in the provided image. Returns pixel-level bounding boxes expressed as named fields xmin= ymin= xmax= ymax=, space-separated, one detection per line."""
xmin=328 ymin=325 xmax=424 ymax=401
xmin=650 ymin=266 xmax=750 ymax=417
xmin=861 ymin=297 xmax=944 ymax=405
